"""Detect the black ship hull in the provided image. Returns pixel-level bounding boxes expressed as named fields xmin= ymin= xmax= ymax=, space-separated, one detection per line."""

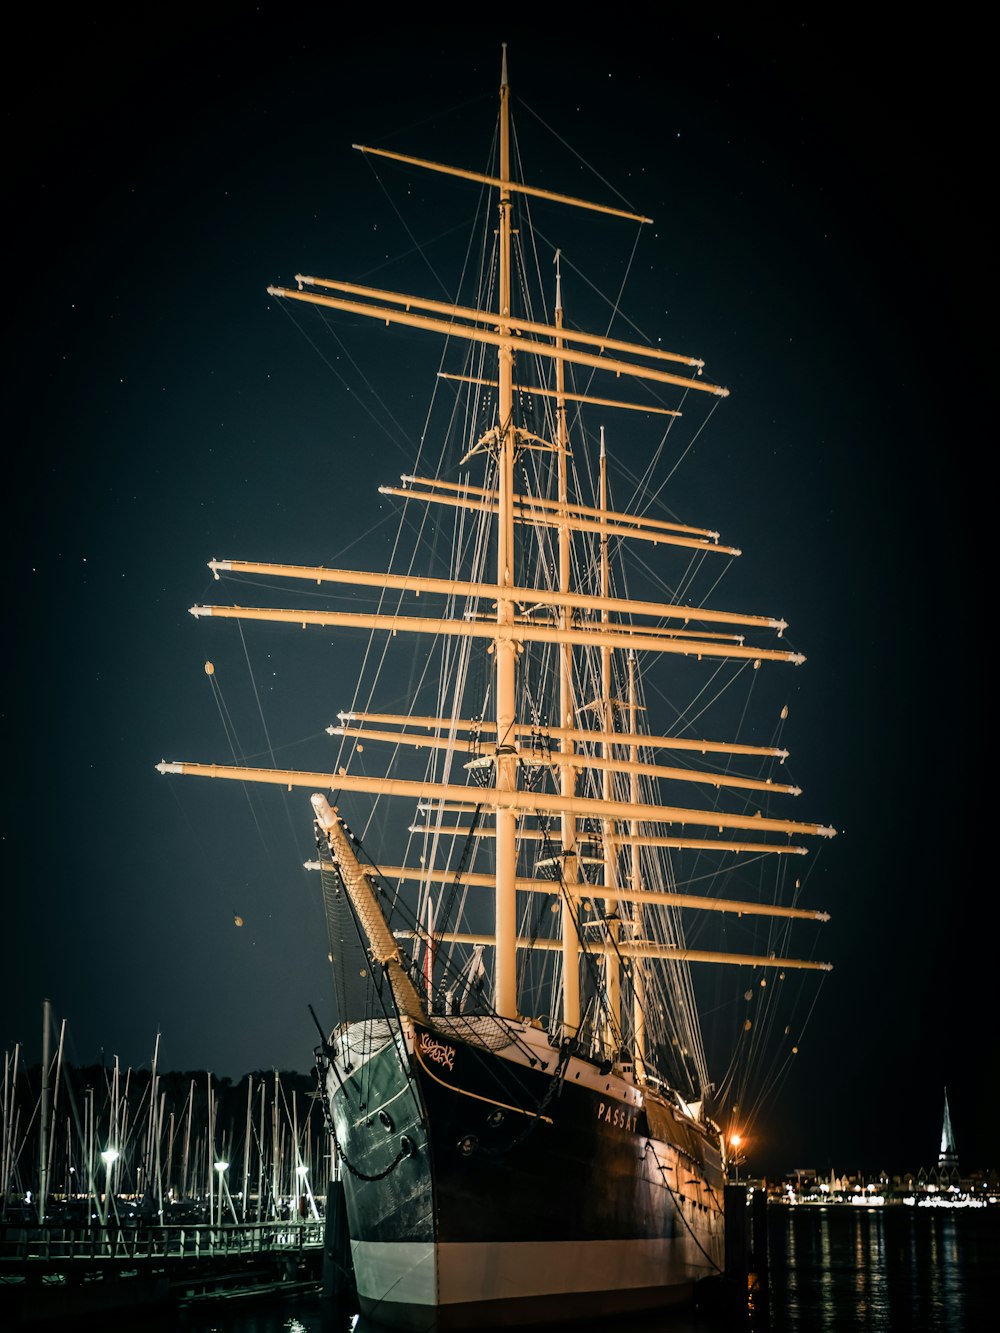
xmin=326 ymin=1016 xmax=724 ymax=1331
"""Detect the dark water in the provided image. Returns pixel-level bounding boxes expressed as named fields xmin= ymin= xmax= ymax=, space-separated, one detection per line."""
xmin=67 ymin=1206 xmax=999 ymax=1333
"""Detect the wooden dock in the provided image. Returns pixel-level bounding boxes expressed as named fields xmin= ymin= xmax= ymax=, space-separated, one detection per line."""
xmin=0 ymin=1218 xmax=325 ymax=1325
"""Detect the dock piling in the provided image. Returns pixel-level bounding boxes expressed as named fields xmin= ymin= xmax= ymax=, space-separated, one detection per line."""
xmin=322 ymin=1179 xmax=356 ymax=1313
xmin=751 ymin=1184 xmax=769 ymax=1300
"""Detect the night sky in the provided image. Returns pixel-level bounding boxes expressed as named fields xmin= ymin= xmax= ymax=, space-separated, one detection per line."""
xmin=6 ymin=12 xmax=991 ymax=1176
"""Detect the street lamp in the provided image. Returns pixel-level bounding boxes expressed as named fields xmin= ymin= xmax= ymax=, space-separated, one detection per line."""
xmin=729 ymin=1133 xmax=743 ymax=1184
xmin=214 ymin=1160 xmax=229 ymax=1228
xmin=100 ymin=1148 xmax=119 ymax=1225
xmin=296 ymin=1163 xmax=320 ymax=1221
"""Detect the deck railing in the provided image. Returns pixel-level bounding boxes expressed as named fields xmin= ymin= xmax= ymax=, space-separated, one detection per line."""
xmin=0 ymin=1218 xmax=324 ymax=1264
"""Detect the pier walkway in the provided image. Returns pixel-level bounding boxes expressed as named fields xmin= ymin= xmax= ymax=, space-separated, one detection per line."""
xmin=0 ymin=1218 xmax=325 ymax=1325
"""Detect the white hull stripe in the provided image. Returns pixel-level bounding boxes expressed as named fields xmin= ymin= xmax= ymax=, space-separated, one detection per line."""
xmin=353 ymin=1239 xmax=436 ymax=1307
xmin=352 ymin=1235 xmax=723 ymax=1309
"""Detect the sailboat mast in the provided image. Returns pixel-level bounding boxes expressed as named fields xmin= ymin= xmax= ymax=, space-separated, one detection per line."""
xmin=555 ymin=255 xmax=582 ymax=1036
xmin=600 ymin=434 xmax=622 ymax=1050
xmin=494 ymin=44 xmax=518 ymax=1019
xmin=38 ymin=999 xmax=51 ymax=1224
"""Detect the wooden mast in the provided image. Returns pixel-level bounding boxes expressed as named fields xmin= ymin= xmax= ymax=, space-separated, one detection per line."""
xmin=494 ymin=45 xmax=518 ymax=1019
xmin=628 ymin=652 xmax=647 ymax=1080
xmin=555 ymin=254 xmax=582 ymax=1036
xmin=600 ymin=431 xmax=622 ymax=1051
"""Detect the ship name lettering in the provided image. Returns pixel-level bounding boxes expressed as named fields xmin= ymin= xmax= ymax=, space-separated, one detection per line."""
xmin=596 ymin=1100 xmax=638 ymax=1133
xmin=419 ymin=1032 xmax=456 ymax=1070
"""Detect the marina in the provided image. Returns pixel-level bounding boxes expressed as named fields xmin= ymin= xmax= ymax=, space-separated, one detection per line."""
xmin=1 ymin=1008 xmax=332 ymax=1227
xmin=0 ymin=1004 xmax=333 ymax=1324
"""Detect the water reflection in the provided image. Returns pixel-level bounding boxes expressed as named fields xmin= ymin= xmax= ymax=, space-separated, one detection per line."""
xmin=927 ymin=1207 xmax=941 ymax=1323
xmin=767 ymin=1204 xmax=995 ymax=1332
xmin=818 ymin=1207 xmax=832 ymax=1326
xmin=784 ymin=1208 xmax=798 ymax=1324
xmin=344 ymin=1305 xmax=760 ymax=1333
xmin=866 ymin=1210 xmax=888 ymax=1325
xmin=86 ymin=1207 xmax=998 ymax=1333
xmin=938 ymin=1214 xmax=963 ymax=1329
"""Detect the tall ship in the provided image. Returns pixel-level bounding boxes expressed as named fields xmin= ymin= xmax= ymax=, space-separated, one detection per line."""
xmin=158 ymin=45 xmax=834 ymax=1331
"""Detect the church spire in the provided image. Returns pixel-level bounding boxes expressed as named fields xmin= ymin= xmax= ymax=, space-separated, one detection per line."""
xmin=938 ymin=1086 xmax=959 ymax=1170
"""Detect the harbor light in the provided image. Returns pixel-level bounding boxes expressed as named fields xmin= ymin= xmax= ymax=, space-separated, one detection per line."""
xmin=214 ymin=1160 xmax=229 ymax=1227
xmin=100 ymin=1148 xmax=119 ymax=1225
xmin=728 ymin=1133 xmax=746 ymax=1183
